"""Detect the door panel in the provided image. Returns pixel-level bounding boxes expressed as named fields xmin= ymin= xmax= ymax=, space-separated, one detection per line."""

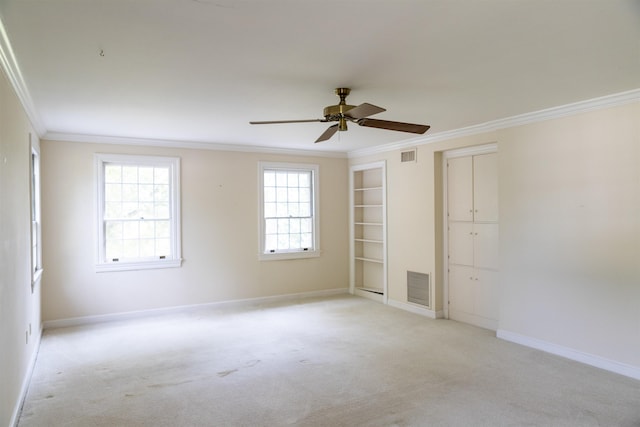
xmin=473 ymin=153 xmax=498 ymax=222
xmin=475 ymin=269 xmax=500 ymax=321
xmin=447 ymin=157 xmax=473 ymax=222
xmin=448 ymin=222 xmax=474 ymax=266
xmin=449 ymin=265 xmax=475 ymax=316
xmin=473 ymin=223 xmax=499 ymax=270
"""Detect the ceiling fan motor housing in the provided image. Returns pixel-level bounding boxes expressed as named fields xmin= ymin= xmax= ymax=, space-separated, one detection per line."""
xmin=324 ymin=88 xmax=355 ymax=131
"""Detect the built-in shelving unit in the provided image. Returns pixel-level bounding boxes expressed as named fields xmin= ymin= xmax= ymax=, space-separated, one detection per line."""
xmin=350 ymin=161 xmax=387 ymax=303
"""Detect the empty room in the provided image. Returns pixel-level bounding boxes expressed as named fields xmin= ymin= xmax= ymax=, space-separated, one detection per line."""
xmin=1 ymin=1 xmax=639 ymax=426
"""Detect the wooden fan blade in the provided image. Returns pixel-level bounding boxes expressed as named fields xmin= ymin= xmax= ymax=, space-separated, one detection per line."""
xmin=357 ymin=118 xmax=430 ymax=134
xmin=250 ymin=119 xmax=323 ymax=125
xmin=345 ymin=103 xmax=386 ymax=119
xmin=315 ymin=124 xmax=339 ymax=143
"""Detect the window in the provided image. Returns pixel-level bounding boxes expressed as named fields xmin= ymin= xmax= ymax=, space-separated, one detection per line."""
xmin=259 ymin=162 xmax=319 ymax=260
xmin=30 ymin=138 xmax=43 ymax=288
xmin=95 ymin=154 xmax=181 ymax=272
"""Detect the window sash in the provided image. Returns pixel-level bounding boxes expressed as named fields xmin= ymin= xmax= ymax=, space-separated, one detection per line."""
xmin=96 ymin=154 xmax=181 ymax=271
xmin=259 ymin=162 xmax=319 ymax=260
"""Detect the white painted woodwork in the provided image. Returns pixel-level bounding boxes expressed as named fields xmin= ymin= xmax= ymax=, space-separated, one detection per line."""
xmin=350 ymin=162 xmax=387 ymax=303
xmin=446 ymin=156 xmax=474 ymax=222
xmin=446 ymin=150 xmax=499 ymax=330
xmin=473 ymin=153 xmax=499 ymax=222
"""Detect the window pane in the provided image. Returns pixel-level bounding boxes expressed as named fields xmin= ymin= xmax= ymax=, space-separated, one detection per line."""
xmin=106 ymin=240 xmax=123 ymax=260
xmin=264 ymin=187 xmax=276 ymax=203
xmin=276 ymin=202 xmax=288 ymax=217
xmin=264 ymin=171 xmax=275 ymax=187
xmin=122 ymin=184 xmax=138 ymax=202
xmin=264 ymin=202 xmax=276 ymax=218
xmin=123 ymin=239 xmax=139 ymax=258
xmin=299 ymin=203 xmax=310 ymax=217
xmin=276 ymin=171 xmax=287 ymax=186
xmin=288 ymin=202 xmax=299 ymax=217
xmin=122 ymin=166 xmax=138 ymax=183
xmin=301 ymin=218 xmax=312 ymax=233
xmin=155 ymin=185 xmax=169 ymax=202
xmin=105 ymin=165 xmax=122 ymax=183
xmin=139 ymin=221 xmax=155 ymax=238
xmin=265 ymin=235 xmax=277 ymax=251
xmin=139 ymin=202 xmax=155 ymax=219
xmin=139 ymin=239 xmax=155 ymax=257
xmin=156 ymin=238 xmax=170 ymax=256
xmin=288 ymin=188 xmax=299 ymax=202
xmin=277 ymin=218 xmax=290 ymax=234
xmin=123 ymin=221 xmax=139 ymax=239
xmin=105 ymin=202 xmax=123 ymax=219
xmin=301 ymin=233 xmax=312 ymax=248
xmin=277 ymin=234 xmax=289 ymax=250
xmin=139 ymin=184 xmax=154 ymax=202
xmin=299 ymin=188 xmax=310 ymax=202
xmin=106 ymin=221 xmax=123 ymax=240
xmin=299 ymin=172 xmax=310 ymax=187
xmin=290 ymin=218 xmax=301 ymax=234
xmin=105 ymin=184 xmax=121 ymax=202
xmin=287 ymin=173 xmax=298 ymax=187
xmin=122 ymin=202 xmax=139 ymax=219
xmin=276 ymin=188 xmax=287 ymax=203
xmin=265 ymin=219 xmax=277 ymax=234
xmin=154 ymin=167 xmax=169 ymax=184
xmin=289 ymin=233 xmax=301 ymax=248
xmin=156 ymin=221 xmax=170 ymax=238
xmin=139 ymin=167 xmax=154 ymax=184
xmin=155 ymin=203 xmax=169 ymax=218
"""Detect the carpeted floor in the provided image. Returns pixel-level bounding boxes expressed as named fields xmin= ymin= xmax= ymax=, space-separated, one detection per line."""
xmin=18 ymin=294 xmax=640 ymax=426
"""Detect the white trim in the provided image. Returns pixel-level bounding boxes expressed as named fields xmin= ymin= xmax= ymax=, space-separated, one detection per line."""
xmin=0 ymin=18 xmax=46 ymax=136
xmin=387 ymin=298 xmax=444 ymax=319
xmin=441 ymin=144 xmax=498 ymax=320
xmin=497 ymin=329 xmax=640 ymax=381
xmin=349 ymin=88 xmax=640 ymax=158
xmin=10 ymin=325 xmax=42 ymax=427
xmin=94 ymin=153 xmax=182 ymax=272
xmin=349 ymin=161 xmax=388 ymax=304
xmin=45 ymin=132 xmax=347 ymax=158
xmin=42 ymin=287 xmax=349 ymax=330
xmin=258 ymin=161 xmax=320 ymax=261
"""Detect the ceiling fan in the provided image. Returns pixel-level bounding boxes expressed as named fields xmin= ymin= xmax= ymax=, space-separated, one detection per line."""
xmin=250 ymin=88 xmax=430 ymax=143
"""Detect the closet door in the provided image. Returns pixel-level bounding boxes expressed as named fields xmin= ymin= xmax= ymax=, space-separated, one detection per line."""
xmin=473 ymin=153 xmax=498 ymax=222
xmin=447 ymin=156 xmax=473 ymax=222
xmin=446 ymin=149 xmax=499 ymax=331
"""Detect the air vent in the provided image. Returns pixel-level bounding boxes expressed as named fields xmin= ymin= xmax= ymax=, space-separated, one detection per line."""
xmin=407 ymin=271 xmax=430 ymax=307
xmin=401 ymin=149 xmax=416 ymax=163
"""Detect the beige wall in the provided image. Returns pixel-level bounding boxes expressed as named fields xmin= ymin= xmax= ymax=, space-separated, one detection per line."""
xmin=0 ymin=67 xmax=42 ymax=426
xmin=350 ymin=102 xmax=640 ymax=371
xmin=40 ymin=141 xmax=349 ymax=321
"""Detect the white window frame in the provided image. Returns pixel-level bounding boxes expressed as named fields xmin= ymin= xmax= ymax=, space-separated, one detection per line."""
xmin=30 ymin=136 xmax=43 ymax=289
xmin=258 ymin=161 xmax=320 ymax=261
xmin=95 ymin=153 xmax=182 ymax=272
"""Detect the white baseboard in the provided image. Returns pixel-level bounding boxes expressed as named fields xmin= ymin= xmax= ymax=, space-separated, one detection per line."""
xmin=387 ymin=298 xmax=444 ymax=319
xmin=11 ymin=325 xmax=42 ymax=427
xmin=43 ymin=288 xmax=349 ymax=330
xmin=497 ymin=329 xmax=640 ymax=381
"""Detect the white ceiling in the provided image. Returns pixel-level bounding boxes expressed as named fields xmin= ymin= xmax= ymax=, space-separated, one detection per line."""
xmin=0 ymin=0 xmax=638 ymax=154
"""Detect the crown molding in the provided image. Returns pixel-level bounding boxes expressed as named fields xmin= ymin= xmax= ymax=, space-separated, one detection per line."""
xmin=43 ymin=132 xmax=348 ymax=158
xmin=348 ymin=88 xmax=640 ymax=158
xmin=0 ymin=18 xmax=46 ymax=136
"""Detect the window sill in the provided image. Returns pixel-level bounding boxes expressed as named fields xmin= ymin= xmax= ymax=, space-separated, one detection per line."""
xmin=96 ymin=258 xmax=183 ymax=273
xmin=258 ymin=250 xmax=321 ymax=261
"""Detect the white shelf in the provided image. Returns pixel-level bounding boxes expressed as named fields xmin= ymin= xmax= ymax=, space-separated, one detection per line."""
xmin=354 ymin=186 xmax=383 ymax=192
xmin=354 ymin=256 xmax=383 ymax=264
xmin=354 ymin=238 xmax=383 ymax=244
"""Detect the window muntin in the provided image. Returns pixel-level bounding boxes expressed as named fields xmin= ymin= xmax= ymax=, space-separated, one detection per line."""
xmin=259 ymin=162 xmax=319 ymax=260
xmin=96 ymin=154 xmax=181 ymax=271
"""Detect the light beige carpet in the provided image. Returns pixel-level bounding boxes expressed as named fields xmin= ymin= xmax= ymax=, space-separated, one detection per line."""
xmin=18 ymin=295 xmax=640 ymax=426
